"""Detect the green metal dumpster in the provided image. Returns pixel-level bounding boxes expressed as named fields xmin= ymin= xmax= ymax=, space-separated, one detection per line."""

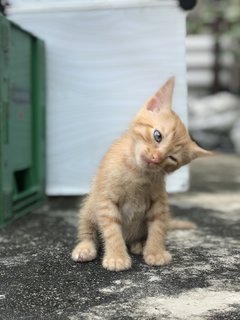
xmin=0 ymin=14 xmax=46 ymax=227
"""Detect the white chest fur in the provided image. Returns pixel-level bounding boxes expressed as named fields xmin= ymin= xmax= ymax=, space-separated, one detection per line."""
xmin=121 ymin=195 xmax=150 ymax=223
xmin=119 ymin=181 xmax=153 ymax=242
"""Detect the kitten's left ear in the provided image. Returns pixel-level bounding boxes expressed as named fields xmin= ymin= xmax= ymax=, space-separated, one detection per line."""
xmin=146 ymin=77 xmax=175 ymax=112
xmin=190 ymin=141 xmax=214 ymax=160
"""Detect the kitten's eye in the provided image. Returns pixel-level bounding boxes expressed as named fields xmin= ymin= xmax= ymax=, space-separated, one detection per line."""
xmin=168 ymin=155 xmax=178 ymax=163
xmin=153 ymin=130 xmax=162 ymax=143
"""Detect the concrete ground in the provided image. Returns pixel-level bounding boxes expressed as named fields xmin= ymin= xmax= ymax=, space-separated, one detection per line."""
xmin=0 ymin=155 xmax=240 ymax=320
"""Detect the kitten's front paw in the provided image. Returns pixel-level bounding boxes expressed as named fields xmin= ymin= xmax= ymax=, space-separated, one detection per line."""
xmin=144 ymin=250 xmax=172 ymax=266
xmin=102 ymin=254 xmax=132 ymax=271
xmin=72 ymin=241 xmax=97 ymax=262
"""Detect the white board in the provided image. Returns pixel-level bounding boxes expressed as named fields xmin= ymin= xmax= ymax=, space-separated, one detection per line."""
xmin=9 ymin=0 xmax=189 ymax=195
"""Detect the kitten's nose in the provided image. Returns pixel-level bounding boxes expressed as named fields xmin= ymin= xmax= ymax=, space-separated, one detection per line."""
xmin=151 ymin=153 xmax=162 ymax=163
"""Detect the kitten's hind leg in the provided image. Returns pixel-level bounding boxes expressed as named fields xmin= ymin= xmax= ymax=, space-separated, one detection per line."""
xmin=72 ymin=199 xmax=97 ymax=262
xmin=168 ymin=218 xmax=197 ymax=230
xmin=129 ymin=241 xmax=144 ymax=255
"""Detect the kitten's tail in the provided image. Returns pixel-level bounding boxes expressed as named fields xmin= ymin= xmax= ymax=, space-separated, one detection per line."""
xmin=168 ymin=218 xmax=197 ymax=230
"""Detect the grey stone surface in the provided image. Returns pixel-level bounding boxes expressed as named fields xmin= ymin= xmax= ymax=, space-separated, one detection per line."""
xmin=189 ymin=92 xmax=240 ymax=132
xmin=189 ymin=92 xmax=240 ymax=151
xmin=231 ymin=119 xmax=240 ymax=154
xmin=0 ymin=155 xmax=240 ymax=320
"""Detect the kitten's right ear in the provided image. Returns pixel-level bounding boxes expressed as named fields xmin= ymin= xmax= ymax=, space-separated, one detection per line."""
xmin=146 ymin=77 xmax=175 ymax=112
xmin=190 ymin=141 xmax=214 ymax=160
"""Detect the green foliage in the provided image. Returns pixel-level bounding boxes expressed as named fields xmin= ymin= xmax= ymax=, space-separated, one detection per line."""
xmin=187 ymin=0 xmax=240 ymax=37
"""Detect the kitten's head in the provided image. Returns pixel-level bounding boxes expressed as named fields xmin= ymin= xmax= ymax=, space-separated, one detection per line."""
xmin=130 ymin=77 xmax=212 ymax=173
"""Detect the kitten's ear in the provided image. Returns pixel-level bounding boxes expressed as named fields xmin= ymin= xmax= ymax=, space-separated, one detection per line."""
xmin=190 ymin=141 xmax=214 ymax=160
xmin=146 ymin=77 xmax=175 ymax=112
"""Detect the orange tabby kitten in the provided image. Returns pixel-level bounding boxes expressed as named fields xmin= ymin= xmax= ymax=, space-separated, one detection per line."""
xmin=72 ymin=77 xmax=211 ymax=271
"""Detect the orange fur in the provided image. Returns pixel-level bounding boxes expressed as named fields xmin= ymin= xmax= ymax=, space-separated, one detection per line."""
xmin=71 ymin=77 xmax=211 ymax=271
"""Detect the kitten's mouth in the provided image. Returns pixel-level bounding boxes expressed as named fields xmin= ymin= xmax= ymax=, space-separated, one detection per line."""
xmin=146 ymin=159 xmax=158 ymax=165
xmin=142 ymin=155 xmax=160 ymax=167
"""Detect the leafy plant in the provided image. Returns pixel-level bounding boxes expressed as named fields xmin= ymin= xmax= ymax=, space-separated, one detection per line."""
xmin=187 ymin=0 xmax=240 ymax=36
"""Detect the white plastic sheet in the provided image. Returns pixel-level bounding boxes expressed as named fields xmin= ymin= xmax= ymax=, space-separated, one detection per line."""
xmin=9 ymin=1 xmax=189 ymax=194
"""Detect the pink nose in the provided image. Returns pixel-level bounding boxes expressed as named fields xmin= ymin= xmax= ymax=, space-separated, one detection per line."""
xmin=151 ymin=154 xmax=161 ymax=163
